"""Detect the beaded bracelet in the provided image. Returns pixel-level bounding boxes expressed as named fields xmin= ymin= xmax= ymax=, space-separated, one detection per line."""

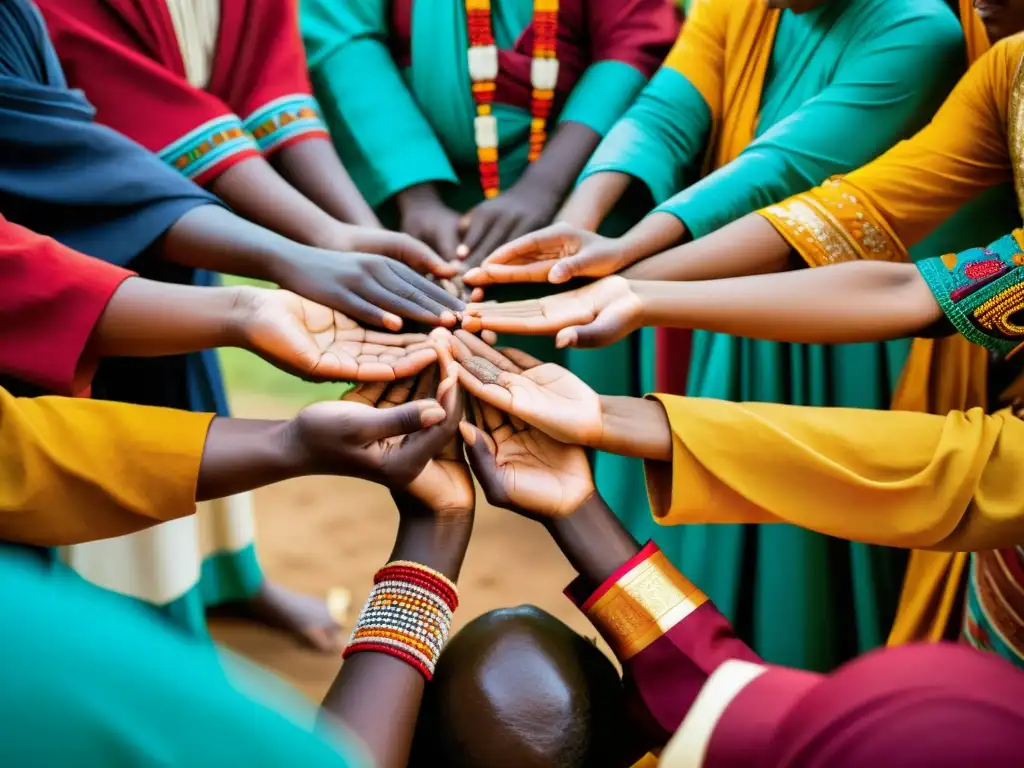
xmin=342 ymin=561 xmax=459 ymax=680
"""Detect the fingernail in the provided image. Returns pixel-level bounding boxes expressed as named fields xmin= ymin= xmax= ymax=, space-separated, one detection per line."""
xmin=421 ymin=406 xmax=446 ymax=426
xmin=384 ymin=314 xmax=403 ymax=331
xmin=459 ymin=421 xmax=477 ymax=445
xmin=456 ymin=245 xmax=469 ymax=259
xmin=549 ymin=268 xmax=566 ymax=284
xmin=441 ymin=311 xmax=456 ymax=326
xmin=446 ymin=362 xmax=459 ymax=377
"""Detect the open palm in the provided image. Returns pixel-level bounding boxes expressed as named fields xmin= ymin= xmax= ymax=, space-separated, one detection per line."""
xmin=461 ymin=276 xmax=642 ymax=349
xmin=463 ymin=400 xmax=594 ymax=519
xmin=442 ymin=330 xmax=603 ymax=446
xmin=241 ymin=288 xmax=439 ymax=382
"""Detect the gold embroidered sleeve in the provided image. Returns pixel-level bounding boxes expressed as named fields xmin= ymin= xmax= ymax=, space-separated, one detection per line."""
xmin=757 ymin=177 xmax=909 ymax=268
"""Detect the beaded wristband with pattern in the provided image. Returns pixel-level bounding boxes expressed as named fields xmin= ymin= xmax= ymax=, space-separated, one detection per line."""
xmin=342 ymin=561 xmax=459 ymax=680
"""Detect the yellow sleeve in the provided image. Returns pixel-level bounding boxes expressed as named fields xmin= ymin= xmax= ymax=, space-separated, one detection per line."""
xmin=758 ymin=34 xmax=1022 ymax=267
xmin=661 ymin=0 xmax=729 ymax=117
xmin=644 ymin=394 xmax=1024 ymax=552
xmin=0 ymin=387 xmax=213 ymax=546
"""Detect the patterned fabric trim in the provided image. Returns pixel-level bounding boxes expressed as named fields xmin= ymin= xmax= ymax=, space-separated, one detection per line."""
xmin=243 ymin=94 xmax=330 ymax=155
xmin=158 ymin=114 xmax=260 ymax=183
xmin=962 ymin=550 xmax=1024 ymax=669
xmin=758 ymin=177 xmax=908 ymax=268
xmin=583 ymin=543 xmax=708 ymax=661
xmin=918 ymin=230 xmax=1024 ymax=359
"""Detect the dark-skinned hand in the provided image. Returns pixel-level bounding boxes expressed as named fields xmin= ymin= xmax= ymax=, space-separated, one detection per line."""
xmin=272 ymin=248 xmax=465 ymax=332
xmin=398 ymin=183 xmax=465 ymax=264
xmin=343 ymin=357 xmax=473 ymax=520
xmin=458 ymin=183 xmax=562 ymax=271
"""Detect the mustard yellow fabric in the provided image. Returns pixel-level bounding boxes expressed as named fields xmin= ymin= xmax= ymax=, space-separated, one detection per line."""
xmin=0 ymin=386 xmax=212 ymax=546
xmin=645 ymin=395 xmax=1024 ymax=553
xmin=960 ymin=0 xmax=991 ymax=64
xmin=661 ymin=0 xmax=779 ymax=171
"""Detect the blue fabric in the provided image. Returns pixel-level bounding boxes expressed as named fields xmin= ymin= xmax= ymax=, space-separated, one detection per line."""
xmin=0 ymin=0 xmax=226 ymax=416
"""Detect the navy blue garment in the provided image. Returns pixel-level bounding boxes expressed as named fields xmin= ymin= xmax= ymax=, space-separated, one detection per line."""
xmin=0 ymin=0 xmax=228 ymax=416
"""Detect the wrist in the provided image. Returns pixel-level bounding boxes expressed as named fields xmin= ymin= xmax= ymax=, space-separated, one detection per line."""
xmin=597 ymin=395 xmax=673 ymax=461
xmin=390 ymin=508 xmax=473 ymax=583
xmin=546 ymin=492 xmax=641 ymax=587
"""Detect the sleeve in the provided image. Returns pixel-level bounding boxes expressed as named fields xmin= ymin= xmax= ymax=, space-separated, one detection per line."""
xmin=661 ymin=643 xmax=1024 ymax=767
xmin=918 ymin=229 xmax=1024 ymax=360
xmin=37 ymin=2 xmax=260 ymax=185
xmin=575 ymin=0 xmax=721 ymax=201
xmin=759 ymin=36 xmax=1020 ymax=267
xmin=644 ymin=395 xmax=1024 ymax=553
xmin=557 ymin=0 xmax=679 ymax=137
xmin=0 ymin=387 xmax=214 ymax=546
xmin=222 ymin=0 xmax=332 ymax=155
xmin=300 ymin=0 xmax=458 ymax=208
xmin=659 ymin=8 xmax=967 ymax=239
xmin=0 ymin=546 xmax=369 ymax=768
xmin=0 ymin=218 xmax=132 ymax=394
xmin=565 ymin=542 xmax=763 ymax=744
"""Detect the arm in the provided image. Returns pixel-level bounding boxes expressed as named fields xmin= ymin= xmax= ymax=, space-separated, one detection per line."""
xmin=628 ymin=35 xmax=1019 ymax=282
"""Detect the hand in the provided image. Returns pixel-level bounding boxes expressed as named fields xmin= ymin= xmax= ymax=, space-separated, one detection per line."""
xmin=236 ymin=286 xmax=439 ymax=382
xmin=462 ymin=223 xmax=630 ymax=287
xmin=440 ymin=330 xmax=603 ymax=446
xmin=398 ymin=184 xmax=465 ymax=263
xmin=461 ymin=276 xmax=643 ymax=349
xmin=272 ymin=248 xmax=464 ymax=332
xmin=334 ymin=224 xmax=458 ymax=280
xmin=284 ymin=392 xmax=458 ymax=486
xmin=345 ymin=363 xmax=474 ymax=521
xmin=458 ymin=183 xmax=561 ymax=271
xmin=461 ymin=397 xmax=594 ymax=520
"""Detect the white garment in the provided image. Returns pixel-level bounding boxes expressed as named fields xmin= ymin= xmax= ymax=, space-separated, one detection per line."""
xmin=164 ymin=0 xmax=221 ymax=89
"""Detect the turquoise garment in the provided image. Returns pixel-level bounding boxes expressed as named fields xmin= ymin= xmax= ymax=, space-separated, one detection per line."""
xmin=572 ymin=0 xmax=1012 ymax=672
xmin=0 ymin=544 xmax=367 ymax=767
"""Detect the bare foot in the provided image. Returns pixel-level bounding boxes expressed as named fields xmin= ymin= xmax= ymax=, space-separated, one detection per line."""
xmin=211 ymin=581 xmax=348 ymax=653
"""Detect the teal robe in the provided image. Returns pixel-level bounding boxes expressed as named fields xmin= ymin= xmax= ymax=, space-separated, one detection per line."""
xmin=574 ymin=0 xmax=1018 ymax=671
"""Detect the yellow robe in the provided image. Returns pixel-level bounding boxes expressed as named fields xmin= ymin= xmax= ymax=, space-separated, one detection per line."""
xmin=0 ymin=386 xmax=212 ymax=546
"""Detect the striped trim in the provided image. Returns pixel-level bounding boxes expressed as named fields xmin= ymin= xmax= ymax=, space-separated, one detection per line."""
xmin=158 ymin=114 xmax=259 ymax=182
xmin=661 ymin=660 xmax=767 ymax=768
xmin=243 ymin=94 xmax=329 ymax=154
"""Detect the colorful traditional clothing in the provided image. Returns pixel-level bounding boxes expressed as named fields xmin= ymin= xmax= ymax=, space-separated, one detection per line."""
xmin=570 ymin=543 xmax=1024 ymax=767
xmin=760 ymin=33 xmax=1024 ymax=661
xmin=0 ymin=0 xmax=260 ymax=635
xmin=571 ymin=0 xmax=988 ymax=671
xmin=37 ymin=0 xmax=331 ymax=184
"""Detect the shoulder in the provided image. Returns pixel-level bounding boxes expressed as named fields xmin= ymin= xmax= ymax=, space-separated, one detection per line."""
xmin=849 ymin=0 xmax=962 ymax=45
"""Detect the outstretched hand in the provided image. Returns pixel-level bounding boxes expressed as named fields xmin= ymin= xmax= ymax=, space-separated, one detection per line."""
xmin=440 ymin=330 xmax=603 ymax=447
xmin=238 ymin=287 xmax=439 ymax=381
xmin=460 ymin=276 xmax=643 ymax=349
xmin=462 ymin=223 xmax=629 ymax=287
xmin=338 ymin=225 xmax=459 ymax=280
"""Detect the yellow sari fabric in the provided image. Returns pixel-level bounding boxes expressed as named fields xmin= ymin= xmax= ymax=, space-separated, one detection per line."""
xmin=0 ymin=386 xmax=212 ymax=546
xmin=759 ymin=32 xmax=1024 ymax=642
xmin=661 ymin=0 xmax=779 ymax=170
xmin=645 ymin=394 xmax=1024 ymax=552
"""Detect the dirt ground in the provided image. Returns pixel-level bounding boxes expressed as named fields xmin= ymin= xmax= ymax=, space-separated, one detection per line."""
xmin=210 ymin=395 xmax=610 ymax=702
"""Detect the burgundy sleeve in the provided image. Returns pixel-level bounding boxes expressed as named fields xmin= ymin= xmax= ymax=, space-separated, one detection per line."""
xmin=0 ymin=217 xmax=133 ymax=395
xmin=586 ymin=0 xmax=680 ymax=76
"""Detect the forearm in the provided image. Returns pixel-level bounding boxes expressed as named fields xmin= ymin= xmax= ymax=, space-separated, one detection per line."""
xmin=624 ymin=213 xmax=797 ymax=281
xmin=320 ymin=506 xmax=472 ymax=768
xmin=271 ymin=138 xmax=381 ymax=228
xmin=596 ymin=395 xmax=673 ymax=461
xmin=88 ymin=278 xmax=245 ymax=359
xmin=547 ymin=493 xmax=642 ymax=587
xmin=557 ymin=172 xmax=632 ymax=230
xmin=208 ymin=156 xmax=341 ymax=248
xmin=196 ymin=418 xmax=305 ymax=500
xmin=515 ymin=122 xmax=603 ymax=212
xmin=616 ymin=211 xmax=689 ymax=264
xmin=631 ymin=261 xmax=945 ymax=344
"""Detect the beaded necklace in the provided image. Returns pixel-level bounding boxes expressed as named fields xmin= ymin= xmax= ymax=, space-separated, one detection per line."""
xmin=465 ymin=0 xmax=560 ymax=198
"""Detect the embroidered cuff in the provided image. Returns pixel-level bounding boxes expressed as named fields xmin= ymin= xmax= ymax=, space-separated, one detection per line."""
xmin=918 ymin=230 xmax=1024 ymax=359
xmin=244 ymin=94 xmax=331 ymax=155
xmin=567 ymin=541 xmax=708 ymax=661
xmin=159 ymin=115 xmax=260 ymax=184
xmin=758 ymin=177 xmax=908 ymax=267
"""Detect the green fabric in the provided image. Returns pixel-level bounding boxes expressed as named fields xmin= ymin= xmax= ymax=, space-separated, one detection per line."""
xmin=572 ymin=0 xmax=997 ymax=672
xmin=918 ymin=227 xmax=1024 ymax=357
xmin=559 ymin=60 xmax=649 ymax=138
xmin=0 ymin=544 xmax=366 ymax=767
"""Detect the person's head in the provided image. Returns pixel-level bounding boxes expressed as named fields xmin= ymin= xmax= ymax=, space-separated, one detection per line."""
xmin=410 ymin=606 xmax=635 ymax=768
xmin=766 ymin=0 xmax=835 ymax=13
xmin=973 ymin=0 xmax=1024 ymax=43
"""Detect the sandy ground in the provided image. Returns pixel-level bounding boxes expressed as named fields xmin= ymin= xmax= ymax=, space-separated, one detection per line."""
xmin=210 ymin=395 xmax=611 ymax=703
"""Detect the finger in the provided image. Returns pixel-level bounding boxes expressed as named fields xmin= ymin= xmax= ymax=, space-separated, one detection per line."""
xmin=496 ymin=347 xmax=544 ymax=370
xmin=453 ymin=330 xmax=522 ymax=373
xmin=397 ymin=393 xmax=462 ymax=469
xmin=459 ymin=206 xmax=496 ymax=256
xmin=381 ymin=377 xmax=418 ymax=408
xmin=362 ymin=399 xmax=447 ymax=441
xmin=460 ymin=423 xmax=507 ymax=504
xmin=464 ymin=216 xmax=519 ymax=271
xmin=359 ymin=330 xmax=431 ymax=347
xmin=336 ymin=292 xmax=403 ymax=332
xmin=389 ymin=348 xmax=439 ymax=380
xmin=555 ymin=313 xmax=628 ymax=350
xmin=386 ymin=262 xmax=466 ymax=316
xmin=447 ymin=360 xmax=513 ymax=411
xmin=388 ymin=233 xmax=457 ymax=278
xmin=356 ymin=279 xmax=449 ymax=329
xmin=484 ymin=225 xmax=565 ymax=266
xmin=479 ymin=400 xmax=506 ymax=433
xmin=462 ymin=260 xmax=559 ymax=286
xmin=481 ymin=330 xmax=498 ymax=345
xmin=377 ymin=268 xmax=458 ymax=327
xmin=431 ymin=328 xmax=456 ymax=372
xmin=548 ymin=251 xmax=616 ymax=285
xmin=342 ymin=381 xmax=389 ymax=406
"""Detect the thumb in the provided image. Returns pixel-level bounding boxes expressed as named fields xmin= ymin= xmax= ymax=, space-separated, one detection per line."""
xmin=460 ymin=423 xmax=507 ymax=504
xmin=555 ymin=313 xmax=626 ymax=349
xmin=549 ymin=248 xmax=619 ymax=284
xmin=362 ymin=400 xmax=446 ymax=441
xmin=390 ymin=234 xmax=457 ymax=278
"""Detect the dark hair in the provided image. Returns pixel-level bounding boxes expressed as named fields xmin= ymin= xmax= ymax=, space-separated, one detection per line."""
xmin=409 ymin=606 xmax=632 ymax=768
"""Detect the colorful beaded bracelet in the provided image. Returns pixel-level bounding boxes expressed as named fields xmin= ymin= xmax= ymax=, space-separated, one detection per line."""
xmin=343 ymin=561 xmax=459 ymax=680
